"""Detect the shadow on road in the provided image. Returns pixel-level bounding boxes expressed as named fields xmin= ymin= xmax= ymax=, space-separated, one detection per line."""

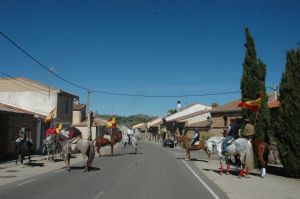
xmin=69 ymin=166 xmax=100 ymax=171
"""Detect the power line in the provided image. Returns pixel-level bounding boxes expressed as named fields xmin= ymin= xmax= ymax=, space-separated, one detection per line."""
xmin=0 ymin=32 xmax=89 ymax=91
xmin=1 ymin=32 xmax=242 ymax=98
xmin=92 ymin=90 xmax=241 ymax=98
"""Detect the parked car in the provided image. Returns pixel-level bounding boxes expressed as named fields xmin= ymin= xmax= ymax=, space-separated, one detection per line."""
xmin=162 ymin=139 xmax=175 ymax=148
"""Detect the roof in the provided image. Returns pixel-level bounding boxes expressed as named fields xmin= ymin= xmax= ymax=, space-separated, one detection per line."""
xmin=176 ymin=109 xmax=211 ymax=122
xmin=132 ymin=122 xmax=147 ymax=129
xmin=73 ymin=117 xmax=108 ymax=127
xmin=0 ymin=102 xmax=46 ymax=118
xmin=268 ymin=100 xmax=280 ymax=109
xmin=186 ymin=120 xmax=211 ymax=128
xmin=211 ymin=99 xmax=242 ymax=114
xmin=0 ymin=77 xmax=78 ymax=99
xmin=73 ymin=103 xmax=86 ymax=111
xmin=165 ymin=103 xmax=211 ymax=122
xmin=147 ymin=118 xmax=163 ymax=127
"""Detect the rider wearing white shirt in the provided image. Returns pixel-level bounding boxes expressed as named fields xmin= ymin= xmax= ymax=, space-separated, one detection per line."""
xmin=127 ymin=128 xmax=133 ymax=142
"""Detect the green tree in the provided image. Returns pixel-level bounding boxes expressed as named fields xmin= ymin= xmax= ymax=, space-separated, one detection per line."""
xmin=240 ymin=28 xmax=270 ymax=140
xmin=275 ymin=48 xmax=300 ymax=177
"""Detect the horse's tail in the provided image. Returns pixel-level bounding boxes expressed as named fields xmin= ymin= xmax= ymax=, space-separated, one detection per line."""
xmin=88 ymin=139 xmax=96 ymax=165
xmin=245 ymin=140 xmax=254 ymax=170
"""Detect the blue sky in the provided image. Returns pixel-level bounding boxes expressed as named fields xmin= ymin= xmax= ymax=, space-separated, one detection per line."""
xmin=1 ymin=0 xmax=300 ymax=116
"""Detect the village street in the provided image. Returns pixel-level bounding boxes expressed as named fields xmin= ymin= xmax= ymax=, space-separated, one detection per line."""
xmin=1 ymin=141 xmax=300 ymax=199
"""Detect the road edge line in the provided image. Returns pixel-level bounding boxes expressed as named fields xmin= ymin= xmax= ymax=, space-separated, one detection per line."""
xmin=182 ymin=160 xmax=220 ymax=199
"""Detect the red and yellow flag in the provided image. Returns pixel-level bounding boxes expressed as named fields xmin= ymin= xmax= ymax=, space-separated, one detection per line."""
xmin=44 ymin=107 xmax=56 ymax=123
xmin=106 ymin=116 xmax=116 ymax=128
xmin=238 ymin=96 xmax=262 ymax=112
xmin=55 ymin=122 xmax=62 ymax=133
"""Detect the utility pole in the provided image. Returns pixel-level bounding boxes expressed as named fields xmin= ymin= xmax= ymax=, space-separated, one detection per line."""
xmin=87 ymin=89 xmax=92 ymax=140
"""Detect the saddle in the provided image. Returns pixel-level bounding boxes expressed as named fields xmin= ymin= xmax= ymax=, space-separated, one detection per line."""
xmin=103 ymin=135 xmax=111 ymax=142
xmin=193 ymin=141 xmax=200 ymax=146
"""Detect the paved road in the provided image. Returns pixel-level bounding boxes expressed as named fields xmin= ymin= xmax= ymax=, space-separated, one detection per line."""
xmin=0 ymin=142 xmax=227 ymax=199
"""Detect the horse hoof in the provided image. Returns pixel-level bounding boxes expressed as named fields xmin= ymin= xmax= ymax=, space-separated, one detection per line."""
xmin=226 ymin=172 xmax=229 ymax=175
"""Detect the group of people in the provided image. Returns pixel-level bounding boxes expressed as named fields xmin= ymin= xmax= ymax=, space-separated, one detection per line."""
xmin=188 ymin=118 xmax=255 ymax=152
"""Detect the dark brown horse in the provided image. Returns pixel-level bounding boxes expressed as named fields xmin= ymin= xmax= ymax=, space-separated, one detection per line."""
xmin=251 ymin=138 xmax=269 ymax=177
xmin=95 ymin=130 xmax=122 ymax=156
xmin=175 ymin=135 xmax=207 ymax=160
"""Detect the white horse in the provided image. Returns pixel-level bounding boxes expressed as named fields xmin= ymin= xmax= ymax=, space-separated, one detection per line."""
xmin=205 ymin=136 xmax=254 ymax=177
xmin=42 ymin=134 xmax=58 ymax=162
xmin=122 ymin=130 xmax=141 ymax=154
xmin=57 ymin=129 xmax=96 ymax=172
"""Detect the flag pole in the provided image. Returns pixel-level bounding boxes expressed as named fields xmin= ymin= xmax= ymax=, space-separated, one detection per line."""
xmin=254 ymin=110 xmax=259 ymax=128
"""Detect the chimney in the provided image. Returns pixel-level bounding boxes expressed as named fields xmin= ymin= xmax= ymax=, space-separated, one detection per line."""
xmin=211 ymin=103 xmax=219 ymax=109
xmin=177 ymin=101 xmax=181 ymax=111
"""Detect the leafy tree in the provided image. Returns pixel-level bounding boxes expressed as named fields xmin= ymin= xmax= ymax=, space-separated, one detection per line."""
xmin=240 ymin=28 xmax=270 ymax=141
xmin=275 ymin=48 xmax=300 ymax=177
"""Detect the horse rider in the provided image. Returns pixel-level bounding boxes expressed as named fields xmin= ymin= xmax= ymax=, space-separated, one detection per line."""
xmin=189 ymin=128 xmax=200 ymax=149
xmin=241 ymin=119 xmax=255 ymax=140
xmin=16 ymin=125 xmax=33 ymax=144
xmin=127 ymin=127 xmax=133 ymax=143
xmin=222 ymin=118 xmax=240 ymax=154
xmin=45 ymin=124 xmax=56 ymax=139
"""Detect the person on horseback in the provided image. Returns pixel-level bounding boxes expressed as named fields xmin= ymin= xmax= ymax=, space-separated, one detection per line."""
xmin=16 ymin=125 xmax=33 ymax=144
xmin=127 ymin=127 xmax=133 ymax=143
xmin=241 ymin=119 xmax=255 ymax=140
xmin=189 ymin=128 xmax=200 ymax=149
xmin=45 ymin=124 xmax=56 ymax=139
xmin=222 ymin=118 xmax=240 ymax=154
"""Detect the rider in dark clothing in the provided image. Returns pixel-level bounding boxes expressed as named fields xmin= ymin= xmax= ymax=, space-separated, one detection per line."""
xmin=222 ymin=119 xmax=240 ymax=154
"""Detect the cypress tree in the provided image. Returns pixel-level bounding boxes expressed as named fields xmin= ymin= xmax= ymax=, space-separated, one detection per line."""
xmin=240 ymin=28 xmax=270 ymax=140
xmin=275 ymin=48 xmax=300 ymax=177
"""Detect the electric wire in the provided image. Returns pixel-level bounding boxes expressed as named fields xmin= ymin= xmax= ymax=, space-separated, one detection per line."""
xmin=1 ymin=32 xmax=244 ymax=98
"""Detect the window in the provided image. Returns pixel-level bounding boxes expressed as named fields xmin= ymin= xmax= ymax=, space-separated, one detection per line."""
xmin=65 ymin=100 xmax=69 ymax=114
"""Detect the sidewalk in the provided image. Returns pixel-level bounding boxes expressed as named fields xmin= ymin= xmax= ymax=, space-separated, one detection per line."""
xmin=0 ymin=144 xmax=116 ymax=186
xmin=192 ymin=158 xmax=300 ymax=199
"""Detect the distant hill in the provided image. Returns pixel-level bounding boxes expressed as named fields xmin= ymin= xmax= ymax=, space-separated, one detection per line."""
xmin=101 ymin=114 xmax=156 ymax=128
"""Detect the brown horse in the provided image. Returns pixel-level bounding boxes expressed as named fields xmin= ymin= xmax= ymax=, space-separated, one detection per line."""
xmin=251 ymin=138 xmax=269 ymax=177
xmin=95 ymin=130 xmax=122 ymax=157
xmin=175 ymin=135 xmax=207 ymax=160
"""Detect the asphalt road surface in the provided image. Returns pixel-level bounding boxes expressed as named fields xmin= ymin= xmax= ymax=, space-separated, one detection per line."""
xmin=0 ymin=142 xmax=228 ymax=199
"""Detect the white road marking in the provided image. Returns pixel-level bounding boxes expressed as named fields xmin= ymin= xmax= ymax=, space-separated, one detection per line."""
xmin=182 ymin=160 xmax=221 ymax=199
xmin=16 ymin=179 xmax=36 ymax=187
xmin=91 ymin=191 xmax=104 ymax=199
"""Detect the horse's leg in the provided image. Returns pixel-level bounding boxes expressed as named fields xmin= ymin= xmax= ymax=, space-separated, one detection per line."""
xmin=239 ymin=154 xmax=246 ymax=178
xmin=97 ymin=145 xmax=102 ymax=157
xmin=219 ymin=155 xmax=224 ymax=175
xmin=185 ymin=148 xmax=189 ymax=160
xmin=135 ymin=143 xmax=137 ymax=155
xmin=111 ymin=144 xmax=114 ymax=156
xmin=21 ymin=153 xmax=25 ymax=167
xmin=28 ymin=151 xmax=31 ymax=164
xmin=67 ymin=153 xmax=71 ymax=171
xmin=258 ymin=146 xmax=267 ymax=177
xmin=225 ymin=156 xmax=230 ymax=175
xmin=123 ymin=142 xmax=126 ymax=153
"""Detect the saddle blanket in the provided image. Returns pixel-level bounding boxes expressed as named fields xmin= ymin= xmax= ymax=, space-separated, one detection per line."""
xmin=103 ymin=135 xmax=111 ymax=142
xmin=194 ymin=141 xmax=200 ymax=146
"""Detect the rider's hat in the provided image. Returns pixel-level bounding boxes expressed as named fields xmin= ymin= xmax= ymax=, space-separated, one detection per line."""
xmin=195 ymin=128 xmax=199 ymax=132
